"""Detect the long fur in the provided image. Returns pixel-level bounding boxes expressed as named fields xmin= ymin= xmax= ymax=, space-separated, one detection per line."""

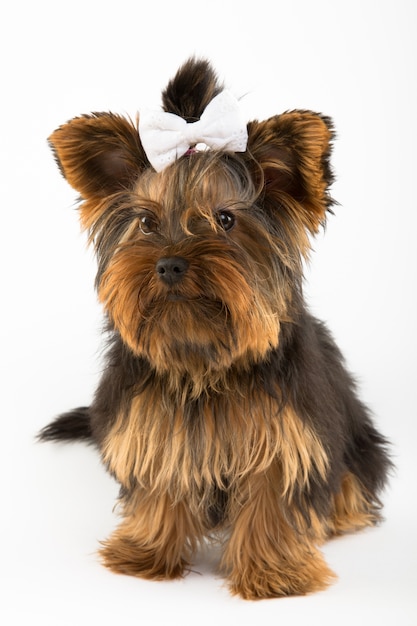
xmin=39 ymin=58 xmax=391 ymax=599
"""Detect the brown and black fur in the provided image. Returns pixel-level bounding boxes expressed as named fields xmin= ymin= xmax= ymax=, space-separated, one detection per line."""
xmin=39 ymin=58 xmax=390 ymax=599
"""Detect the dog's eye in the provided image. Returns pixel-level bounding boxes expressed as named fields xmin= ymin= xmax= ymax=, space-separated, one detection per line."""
xmin=139 ymin=214 xmax=158 ymax=235
xmin=216 ymin=210 xmax=235 ymax=231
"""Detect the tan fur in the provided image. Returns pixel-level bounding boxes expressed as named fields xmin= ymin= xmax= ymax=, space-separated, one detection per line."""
xmin=330 ymin=471 xmax=382 ymax=535
xmin=277 ymin=406 xmax=329 ymax=499
xmin=100 ymin=489 xmax=204 ymax=579
xmin=103 ymin=388 xmax=328 ymax=504
xmin=221 ymin=467 xmax=336 ymax=599
xmin=101 ymin=390 xmax=335 ymax=597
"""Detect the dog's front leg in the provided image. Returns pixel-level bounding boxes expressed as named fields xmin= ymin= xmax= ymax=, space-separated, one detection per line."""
xmin=220 ymin=467 xmax=335 ymax=600
xmin=100 ymin=487 xmax=202 ymax=581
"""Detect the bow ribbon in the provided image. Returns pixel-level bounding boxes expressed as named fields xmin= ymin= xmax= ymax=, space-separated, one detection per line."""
xmin=139 ymin=90 xmax=248 ymax=172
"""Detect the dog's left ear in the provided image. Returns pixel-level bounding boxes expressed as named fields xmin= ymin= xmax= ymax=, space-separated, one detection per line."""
xmin=49 ymin=113 xmax=149 ymax=225
xmin=247 ymin=111 xmax=334 ymax=233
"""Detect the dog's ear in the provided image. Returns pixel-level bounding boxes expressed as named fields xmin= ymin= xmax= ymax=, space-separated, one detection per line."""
xmin=49 ymin=113 xmax=149 ymax=200
xmin=247 ymin=111 xmax=334 ymax=233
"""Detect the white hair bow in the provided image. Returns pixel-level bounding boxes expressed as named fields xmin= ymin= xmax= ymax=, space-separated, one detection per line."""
xmin=139 ymin=90 xmax=248 ymax=172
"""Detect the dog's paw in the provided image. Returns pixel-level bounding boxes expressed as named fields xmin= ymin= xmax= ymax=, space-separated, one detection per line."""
xmin=99 ymin=535 xmax=188 ymax=581
xmin=227 ymin=555 xmax=335 ymax=600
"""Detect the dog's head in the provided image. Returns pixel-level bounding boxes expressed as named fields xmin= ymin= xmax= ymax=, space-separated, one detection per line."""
xmin=49 ymin=58 xmax=334 ymax=381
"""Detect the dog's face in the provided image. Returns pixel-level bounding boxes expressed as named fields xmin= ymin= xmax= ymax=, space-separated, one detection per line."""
xmin=49 ymin=103 xmax=333 ymax=381
xmin=96 ymin=153 xmax=289 ymax=376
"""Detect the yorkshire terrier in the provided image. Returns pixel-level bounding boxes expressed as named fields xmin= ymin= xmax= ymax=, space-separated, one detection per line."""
xmin=39 ymin=58 xmax=390 ymax=600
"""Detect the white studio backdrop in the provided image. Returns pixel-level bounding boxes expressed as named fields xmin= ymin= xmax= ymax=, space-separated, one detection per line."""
xmin=1 ymin=1 xmax=416 ymax=624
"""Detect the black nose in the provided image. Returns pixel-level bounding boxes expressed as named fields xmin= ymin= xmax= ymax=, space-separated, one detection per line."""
xmin=156 ymin=256 xmax=189 ymax=285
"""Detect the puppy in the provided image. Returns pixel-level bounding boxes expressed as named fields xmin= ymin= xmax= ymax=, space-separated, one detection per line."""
xmin=39 ymin=58 xmax=390 ymax=599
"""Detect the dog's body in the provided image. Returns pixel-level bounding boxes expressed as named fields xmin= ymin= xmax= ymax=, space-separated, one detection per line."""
xmin=39 ymin=59 xmax=390 ymax=599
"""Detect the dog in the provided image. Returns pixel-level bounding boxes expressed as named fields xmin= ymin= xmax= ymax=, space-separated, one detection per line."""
xmin=39 ymin=58 xmax=390 ymax=599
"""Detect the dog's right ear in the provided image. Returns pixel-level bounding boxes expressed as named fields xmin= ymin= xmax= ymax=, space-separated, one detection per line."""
xmin=246 ymin=111 xmax=334 ymax=236
xmin=49 ymin=112 xmax=149 ymax=205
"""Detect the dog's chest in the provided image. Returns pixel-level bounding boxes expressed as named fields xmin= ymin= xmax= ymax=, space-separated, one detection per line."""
xmin=101 ymin=383 xmax=328 ymax=509
xmin=101 ymin=388 xmax=282 ymax=493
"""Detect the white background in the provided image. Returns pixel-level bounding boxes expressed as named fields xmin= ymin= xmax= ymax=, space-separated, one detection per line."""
xmin=1 ymin=0 xmax=416 ymax=624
